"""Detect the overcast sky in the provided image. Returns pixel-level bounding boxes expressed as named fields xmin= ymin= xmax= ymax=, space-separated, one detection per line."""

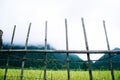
xmin=0 ymin=0 xmax=120 ymax=60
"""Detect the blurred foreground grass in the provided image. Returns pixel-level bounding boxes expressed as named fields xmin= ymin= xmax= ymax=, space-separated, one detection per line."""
xmin=0 ymin=69 xmax=120 ymax=80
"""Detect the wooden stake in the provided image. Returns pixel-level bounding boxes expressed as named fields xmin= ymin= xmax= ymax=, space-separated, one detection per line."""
xmin=65 ymin=18 xmax=70 ymax=80
xmin=103 ymin=20 xmax=114 ymax=80
xmin=81 ymin=18 xmax=93 ymax=80
xmin=4 ymin=25 xmax=16 ymax=80
xmin=20 ymin=23 xmax=31 ymax=80
xmin=44 ymin=21 xmax=47 ymax=80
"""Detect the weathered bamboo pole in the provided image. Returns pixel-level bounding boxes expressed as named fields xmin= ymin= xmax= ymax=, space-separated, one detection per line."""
xmin=65 ymin=18 xmax=70 ymax=80
xmin=4 ymin=25 xmax=16 ymax=80
xmin=81 ymin=18 xmax=93 ymax=80
xmin=20 ymin=23 xmax=31 ymax=80
xmin=44 ymin=21 xmax=47 ymax=80
xmin=0 ymin=49 xmax=120 ymax=53
xmin=103 ymin=20 xmax=115 ymax=80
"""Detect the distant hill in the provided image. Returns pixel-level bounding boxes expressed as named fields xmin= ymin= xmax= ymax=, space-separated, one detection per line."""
xmin=0 ymin=43 xmax=83 ymax=70
xmin=92 ymin=48 xmax=120 ymax=70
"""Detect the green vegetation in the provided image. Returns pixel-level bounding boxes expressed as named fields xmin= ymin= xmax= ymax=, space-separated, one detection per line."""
xmin=93 ymin=47 xmax=120 ymax=70
xmin=0 ymin=44 xmax=83 ymax=69
xmin=0 ymin=69 xmax=120 ymax=80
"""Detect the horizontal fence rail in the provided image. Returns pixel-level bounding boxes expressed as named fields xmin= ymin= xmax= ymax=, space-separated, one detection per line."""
xmin=0 ymin=50 xmax=120 ymax=53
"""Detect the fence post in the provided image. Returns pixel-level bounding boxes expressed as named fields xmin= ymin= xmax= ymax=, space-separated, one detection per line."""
xmin=103 ymin=20 xmax=115 ymax=80
xmin=81 ymin=18 xmax=93 ymax=80
xmin=20 ymin=23 xmax=31 ymax=80
xmin=4 ymin=25 xmax=16 ymax=80
xmin=0 ymin=30 xmax=3 ymax=49
xmin=44 ymin=21 xmax=47 ymax=80
xmin=65 ymin=19 xmax=70 ymax=80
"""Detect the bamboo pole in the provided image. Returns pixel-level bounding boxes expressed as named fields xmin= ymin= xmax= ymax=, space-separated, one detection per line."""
xmin=4 ymin=25 xmax=16 ymax=80
xmin=0 ymin=50 xmax=120 ymax=54
xmin=44 ymin=21 xmax=47 ymax=80
xmin=20 ymin=23 xmax=31 ymax=80
xmin=81 ymin=18 xmax=93 ymax=80
xmin=65 ymin=18 xmax=70 ymax=80
xmin=103 ymin=20 xmax=115 ymax=80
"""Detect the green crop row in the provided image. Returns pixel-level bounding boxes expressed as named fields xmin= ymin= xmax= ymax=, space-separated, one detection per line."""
xmin=0 ymin=69 xmax=120 ymax=80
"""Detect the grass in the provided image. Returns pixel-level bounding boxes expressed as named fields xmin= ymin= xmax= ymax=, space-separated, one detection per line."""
xmin=0 ymin=68 xmax=120 ymax=80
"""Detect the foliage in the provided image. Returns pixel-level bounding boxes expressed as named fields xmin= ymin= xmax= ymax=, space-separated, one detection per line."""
xmin=81 ymin=62 xmax=88 ymax=71
xmin=92 ymin=48 xmax=120 ymax=70
xmin=0 ymin=43 xmax=83 ymax=70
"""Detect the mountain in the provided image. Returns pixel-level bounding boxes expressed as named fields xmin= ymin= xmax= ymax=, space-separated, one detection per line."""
xmin=0 ymin=43 xmax=83 ymax=70
xmin=92 ymin=48 xmax=120 ymax=70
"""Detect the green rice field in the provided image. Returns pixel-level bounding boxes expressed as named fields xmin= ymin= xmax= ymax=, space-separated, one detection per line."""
xmin=0 ymin=69 xmax=120 ymax=80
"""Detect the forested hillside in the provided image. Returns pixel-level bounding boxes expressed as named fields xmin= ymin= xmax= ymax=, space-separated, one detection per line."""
xmin=0 ymin=43 xmax=83 ymax=70
xmin=92 ymin=48 xmax=120 ymax=70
